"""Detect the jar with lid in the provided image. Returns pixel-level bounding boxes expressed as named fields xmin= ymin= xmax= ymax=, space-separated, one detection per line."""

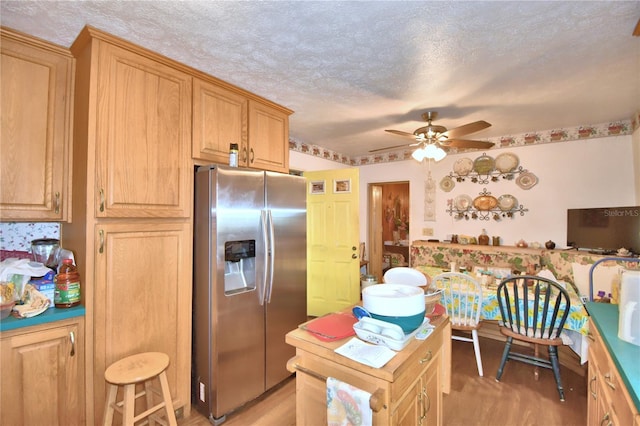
xmin=229 ymin=143 xmax=239 ymax=167
xmin=478 ymin=229 xmax=489 ymax=245
xmin=54 ymin=259 xmax=81 ymax=308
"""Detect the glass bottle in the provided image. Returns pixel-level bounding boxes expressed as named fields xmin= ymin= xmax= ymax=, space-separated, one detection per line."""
xmin=478 ymin=229 xmax=489 ymax=245
xmin=54 ymin=258 xmax=81 ymax=308
xmin=229 ymin=143 xmax=239 ymax=167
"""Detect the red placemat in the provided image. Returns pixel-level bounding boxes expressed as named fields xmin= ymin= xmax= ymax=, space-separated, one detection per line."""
xmin=300 ymin=312 xmax=357 ymax=341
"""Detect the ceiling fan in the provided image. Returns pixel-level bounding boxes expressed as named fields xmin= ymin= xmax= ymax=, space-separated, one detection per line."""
xmin=372 ymin=111 xmax=495 ymax=161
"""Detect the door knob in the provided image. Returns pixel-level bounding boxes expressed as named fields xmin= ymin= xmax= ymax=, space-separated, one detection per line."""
xmin=352 ymin=253 xmax=358 ymax=259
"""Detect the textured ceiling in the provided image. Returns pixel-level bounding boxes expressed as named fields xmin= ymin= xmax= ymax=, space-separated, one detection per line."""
xmin=1 ymin=1 xmax=639 ymax=157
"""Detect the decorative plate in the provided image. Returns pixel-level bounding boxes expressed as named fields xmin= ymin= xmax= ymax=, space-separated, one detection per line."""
xmin=473 ymin=155 xmax=495 ymax=174
xmin=516 ymin=172 xmax=538 ymax=190
xmin=453 ymin=157 xmax=473 ymax=176
xmin=495 ymin=152 xmax=519 ymax=173
xmin=439 ymin=176 xmax=455 ymax=192
xmin=473 ymin=195 xmax=499 ymax=211
xmin=454 ymin=194 xmax=473 ymax=211
xmin=497 ymin=194 xmax=518 ymax=211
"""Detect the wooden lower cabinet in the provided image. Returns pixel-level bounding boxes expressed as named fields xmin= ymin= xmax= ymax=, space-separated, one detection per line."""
xmin=286 ymin=314 xmax=451 ymax=425
xmin=0 ymin=317 xmax=85 ymax=425
xmin=89 ymin=221 xmax=193 ymax=424
xmin=587 ymin=318 xmax=639 ymax=426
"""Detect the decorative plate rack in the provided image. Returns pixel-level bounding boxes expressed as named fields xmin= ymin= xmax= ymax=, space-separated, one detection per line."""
xmin=446 ymin=188 xmax=529 ymax=221
xmin=446 ymin=152 xmax=538 ymax=187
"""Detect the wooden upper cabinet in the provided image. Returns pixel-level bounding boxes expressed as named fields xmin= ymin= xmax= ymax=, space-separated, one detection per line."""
xmin=192 ymin=77 xmax=291 ymax=173
xmin=0 ymin=27 xmax=74 ymax=221
xmin=247 ymin=100 xmax=290 ymax=173
xmin=72 ymin=27 xmax=192 ymax=219
xmin=193 ymin=78 xmax=247 ymax=164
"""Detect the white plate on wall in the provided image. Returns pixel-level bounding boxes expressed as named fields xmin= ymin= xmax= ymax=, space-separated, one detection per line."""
xmin=495 ymin=152 xmax=519 ymax=173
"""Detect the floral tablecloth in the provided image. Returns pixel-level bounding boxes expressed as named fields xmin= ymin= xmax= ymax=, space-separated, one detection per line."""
xmin=425 ymin=268 xmax=591 ymax=363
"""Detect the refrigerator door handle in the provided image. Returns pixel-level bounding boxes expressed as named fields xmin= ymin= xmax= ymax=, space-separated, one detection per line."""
xmin=266 ymin=209 xmax=275 ymax=303
xmin=259 ymin=209 xmax=270 ymax=305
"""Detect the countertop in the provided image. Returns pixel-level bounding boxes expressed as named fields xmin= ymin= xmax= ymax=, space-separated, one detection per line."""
xmin=586 ymin=302 xmax=640 ymax=411
xmin=0 ymin=305 xmax=85 ymax=332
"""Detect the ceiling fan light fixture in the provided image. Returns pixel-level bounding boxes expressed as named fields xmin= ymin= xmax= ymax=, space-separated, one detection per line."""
xmin=412 ymin=143 xmax=446 ymax=162
xmin=433 ymin=146 xmax=447 ymax=161
xmin=411 ymin=147 xmax=427 ymax=162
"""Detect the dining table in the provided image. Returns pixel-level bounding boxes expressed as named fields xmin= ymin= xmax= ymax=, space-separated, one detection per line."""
xmin=418 ymin=266 xmax=591 ymax=363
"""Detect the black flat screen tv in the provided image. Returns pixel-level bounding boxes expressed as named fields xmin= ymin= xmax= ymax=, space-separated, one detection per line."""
xmin=567 ymin=206 xmax=640 ymax=255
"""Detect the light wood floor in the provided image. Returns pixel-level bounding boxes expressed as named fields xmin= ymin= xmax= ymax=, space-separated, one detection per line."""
xmin=178 ymin=336 xmax=587 ymax=426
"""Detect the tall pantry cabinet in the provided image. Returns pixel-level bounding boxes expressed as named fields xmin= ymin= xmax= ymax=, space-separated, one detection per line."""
xmin=0 ymin=27 xmax=74 ymax=221
xmin=63 ymin=26 xmax=193 ymax=424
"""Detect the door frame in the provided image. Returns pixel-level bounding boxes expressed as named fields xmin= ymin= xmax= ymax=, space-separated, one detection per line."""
xmin=367 ymin=180 xmax=410 ymax=282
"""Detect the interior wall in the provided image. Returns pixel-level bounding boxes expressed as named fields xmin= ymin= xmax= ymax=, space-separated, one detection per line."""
xmin=358 ymin=135 xmax=636 ymax=249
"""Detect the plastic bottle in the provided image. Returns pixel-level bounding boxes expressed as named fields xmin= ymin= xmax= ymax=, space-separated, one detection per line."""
xmin=54 ymin=258 xmax=81 ymax=308
xmin=610 ymin=272 xmax=621 ymax=304
xmin=229 ymin=143 xmax=239 ymax=167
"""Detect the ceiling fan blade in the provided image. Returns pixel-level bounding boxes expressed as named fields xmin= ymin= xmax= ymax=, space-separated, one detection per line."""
xmin=441 ymin=120 xmax=491 ymax=138
xmin=444 ymin=139 xmax=495 ymax=149
xmin=369 ymin=142 xmax=419 ymax=153
xmin=385 ymin=129 xmax=417 ymax=138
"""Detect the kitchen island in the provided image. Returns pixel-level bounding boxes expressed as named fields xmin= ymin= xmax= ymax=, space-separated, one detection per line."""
xmin=286 ymin=312 xmax=451 ymax=425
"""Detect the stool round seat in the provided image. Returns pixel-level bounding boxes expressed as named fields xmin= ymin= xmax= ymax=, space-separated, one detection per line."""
xmin=105 ymin=352 xmax=169 ymax=385
xmin=103 ymin=352 xmax=177 ymax=426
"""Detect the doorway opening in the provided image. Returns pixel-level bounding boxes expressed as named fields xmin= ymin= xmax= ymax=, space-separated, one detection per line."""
xmin=367 ymin=181 xmax=410 ymax=282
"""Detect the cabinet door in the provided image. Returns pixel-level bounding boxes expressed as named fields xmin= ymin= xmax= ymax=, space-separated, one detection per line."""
xmin=392 ymin=378 xmax=422 ymax=425
xmin=247 ymin=100 xmax=289 ymax=173
xmin=587 ymin=351 xmax=600 ymax=426
xmin=193 ymin=78 xmax=247 ymax=163
xmin=95 ymin=42 xmax=192 ymax=218
xmin=0 ymin=28 xmax=73 ymax=221
xmin=0 ymin=320 xmax=84 ymax=425
xmin=421 ymin=355 xmax=441 ymax=426
xmin=391 ymin=352 xmax=441 ymax=426
xmin=92 ymin=221 xmax=192 ymax=425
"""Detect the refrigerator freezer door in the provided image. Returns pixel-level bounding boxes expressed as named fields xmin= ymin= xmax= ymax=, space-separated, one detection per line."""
xmin=193 ymin=166 xmax=267 ymax=420
xmin=264 ymin=171 xmax=307 ymax=389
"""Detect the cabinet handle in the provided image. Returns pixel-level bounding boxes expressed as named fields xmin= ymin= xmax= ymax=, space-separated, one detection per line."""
xmin=54 ymin=192 xmax=60 ymax=214
xmin=419 ymin=387 xmax=430 ymax=424
xmin=603 ymin=373 xmax=616 ymax=390
xmin=586 ymin=331 xmax=595 ymax=342
xmin=99 ymin=230 xmax=104 ymax=254
xmin=69 ymin=331 xmax=75 ymax=357
xmin=242 ymin=147 xmax=248 ymax=163
xmin=600 ymin=412 xmax=611 ymax=426
xmin=99 ymin=189 xmax=105 ymax=212
xmin=419 ymin=350 xmax=433 ymax=364
xmin=250 ymin=148 xmax=255 ymax=164
xmin=589 ymin=376 xmax=597 ymax=399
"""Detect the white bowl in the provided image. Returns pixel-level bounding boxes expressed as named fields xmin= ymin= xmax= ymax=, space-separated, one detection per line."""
xmin=362 ymin=284 xmax=425 ymax=317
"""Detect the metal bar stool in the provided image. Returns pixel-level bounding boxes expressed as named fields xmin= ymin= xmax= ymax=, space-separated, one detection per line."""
xmin=103 ymin=352 xmax=178 ymax=426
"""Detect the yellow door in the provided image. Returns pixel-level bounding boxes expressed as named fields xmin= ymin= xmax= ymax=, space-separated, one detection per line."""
xmin=304 ymin=168 xmax=360 ymax=316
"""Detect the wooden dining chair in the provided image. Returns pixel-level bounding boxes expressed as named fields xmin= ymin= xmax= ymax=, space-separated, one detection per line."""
xmin=495 ymin=275 xmax=571 ymax=401
xmin=432 ymin=272 xmax=484 ymax=376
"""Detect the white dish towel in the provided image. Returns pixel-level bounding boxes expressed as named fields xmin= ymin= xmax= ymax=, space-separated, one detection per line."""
xmin=326 ymin=377 xmax=373 ymax=426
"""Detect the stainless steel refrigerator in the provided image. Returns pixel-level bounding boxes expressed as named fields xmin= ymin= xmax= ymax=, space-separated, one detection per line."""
xmin=192 ymin=165 xmax=307 ymax=423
